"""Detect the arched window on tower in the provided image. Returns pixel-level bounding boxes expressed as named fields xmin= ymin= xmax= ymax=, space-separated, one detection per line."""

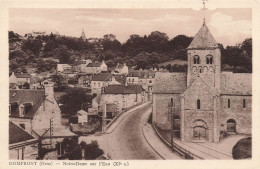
xmin=206 ymin=55 xmax=213 ymax=64
xmin=193 ymin=55 xmax=200 ymax=64
xmin=197 ymin=99 xmax=200 ymax=109
xmin=193 ymin=57 xmax=196 ymax=64
xmin=197 ymin=57 xmax=200 ymax=64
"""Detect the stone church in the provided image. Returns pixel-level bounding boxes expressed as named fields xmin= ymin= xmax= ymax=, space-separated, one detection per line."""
xmin=152 ymin=21 xmax=252 ymax=142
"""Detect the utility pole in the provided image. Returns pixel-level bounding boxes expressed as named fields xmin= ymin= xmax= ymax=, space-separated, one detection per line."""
xmin=102 ymin=103 xmax=106 ymax=132
xmin=170 ymin=101 xmax=175 ymax=151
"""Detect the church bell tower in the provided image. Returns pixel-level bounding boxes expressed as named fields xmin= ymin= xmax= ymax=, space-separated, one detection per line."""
xmin=186 ymin=20 xmax=221 ymax=90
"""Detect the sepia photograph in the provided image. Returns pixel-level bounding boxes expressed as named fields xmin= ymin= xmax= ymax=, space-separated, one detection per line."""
xmin=6 ymin=1 xmax=254 ymax=162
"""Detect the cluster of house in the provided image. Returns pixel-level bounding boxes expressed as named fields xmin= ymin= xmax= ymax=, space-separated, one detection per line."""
xmin=9 ymin=82 xmax=76 ymax=160
xmin=9 ymin=57 xmax=168 ymax=159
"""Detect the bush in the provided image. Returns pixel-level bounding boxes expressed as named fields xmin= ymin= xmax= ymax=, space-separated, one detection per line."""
xmin=232 ymin=137 xmax=252 ymax=159
xmin=59 ymin=138 xmax=104 ymax=160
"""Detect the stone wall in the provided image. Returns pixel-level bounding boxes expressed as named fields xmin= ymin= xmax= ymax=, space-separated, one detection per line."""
xmin=220 ymin=95 xmax=252 ymax=134
xmin=32 ymin=98 xmax=62 ymax=135
xmin=184 ymin=77 xmax=214 ymax=111
xmin=152 ymin=93 xmax=181 ymax=130
xmin=183 ymin=77 xmax=217 ymax=141
xmin=9 ymin=144 xmax=38 ymax=160
xmin=103 ymin=93 xmax=143 ymax=111
xmin=183 ymin=110 xmax=214 ymax=141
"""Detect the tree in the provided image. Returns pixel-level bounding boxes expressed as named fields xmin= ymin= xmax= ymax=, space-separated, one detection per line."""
xmin=59 ymin=88 xmax=93 ymax=115
xmin=21 ymin=39 xmax=43 ymax=57
xmin=55 ymin=46 xmax=70 ymax=64
xmin=169 ymin=35 xmax=193 ymax=49
xmin=59 ymin=138 xmax=104 ymax=160
xmin=241 ymin=38 xmax=252 ymax=58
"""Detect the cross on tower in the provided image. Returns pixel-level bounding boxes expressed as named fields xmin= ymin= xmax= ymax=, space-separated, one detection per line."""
xmin=202 ymin=0 xmax=208 ymax=24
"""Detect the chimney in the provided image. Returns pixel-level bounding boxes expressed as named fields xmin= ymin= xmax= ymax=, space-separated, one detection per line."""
xmin=44 ymin=83 xmax=54 ymax=96
xmin=19 ymin=104 xmax=25 ymax=117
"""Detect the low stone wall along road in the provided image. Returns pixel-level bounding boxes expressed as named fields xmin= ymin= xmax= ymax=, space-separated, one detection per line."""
xmin=79 ymin=104 xmax=181 ymax=160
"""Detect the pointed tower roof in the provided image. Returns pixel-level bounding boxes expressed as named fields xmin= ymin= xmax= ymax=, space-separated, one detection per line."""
xmin=80 ymin=28 xmax=86 ymax=41
xmin=187 ymin=23 xmax=219 ymax=49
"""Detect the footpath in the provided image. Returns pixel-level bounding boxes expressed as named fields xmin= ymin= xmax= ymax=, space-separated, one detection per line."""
xmin=153 ymin=126 xmax=247 ymax=159
xmin=142 ymin=122 xmax=182 ymax=159
xmin=105 ymin=102 xmax=151 ymax=134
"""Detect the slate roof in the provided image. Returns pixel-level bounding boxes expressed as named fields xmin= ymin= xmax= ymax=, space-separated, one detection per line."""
xmin=104 ymin=84 xmax=144 ymax=94
xmin=30 ymin=77 xmax=42 ymax=84
xmin=139 ymin=71 xmax=156 ymax=79
xmin=187 ymin=23 xmax=219 ymax=49
xmin=220 ymin=73 xmax=252 ymax=95
xmin=9 ymin=121 xmax=36 ymax=144
xmin=86 ymin=62 xmax=102 ymax=67
xmin=9 ymin=90 xmax=45 ymax=119
xmin=127 ymin=71 xmax=145 ymax=77
xmin=14 ymin=72 xmax=32 ymax=78
xmin=92 ymin=73 xmax=112 ymax=81
xmin=153 ymin=72 xmax=187 ymax=94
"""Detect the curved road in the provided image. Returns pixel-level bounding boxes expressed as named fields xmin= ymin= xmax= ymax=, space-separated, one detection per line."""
xmin=80 ymin=104 xmax=163 ymax=159
xmin=105 ymin=104 xmax=162 ymax=159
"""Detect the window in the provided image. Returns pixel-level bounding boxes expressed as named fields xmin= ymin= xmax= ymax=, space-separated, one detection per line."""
xmin=17 ymin=147 xmax=24 ymax=160
xmin=171 ymin=98 xmax=174 ymax=107
xmin=228 ymin=99 xmax=230 ymax=108
xmin=193 ymin=55 xmax=200 ymax=64
xmin=197 ymin=99 xmax=200 ymax=109
xmin=243 ymin=99 xmax=246 ymax=108
xmin=19 ymin=124 xmax=25 ymax=130
xmin=206 ymin=55 xmax=213 ymax=64
xmin=94 ymin=82 xmax=96 ymax=87
xmin=98 ymin=83 xmax=100 ymax=87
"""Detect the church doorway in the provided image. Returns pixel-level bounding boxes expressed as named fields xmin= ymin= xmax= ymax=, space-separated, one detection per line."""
xmin=193 ymin=120 xmax=207 ymax=141
xmin=227 ymin=119 xmax=236 ymax=133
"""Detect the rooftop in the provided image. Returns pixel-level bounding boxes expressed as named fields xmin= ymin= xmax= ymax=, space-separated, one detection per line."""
xmin=104 ymin=84 xmax=144 ymax=94
xmin=13 ymin=72 xmax=32 ymax=78
xmin=153 ymin=72 xmax=187 ymax=94
xmin=9 ymin=89 xmax=45 ymax=119
xmin=220 ymin=73 xmax=252 ymax=95
xmin=9 ymin=121 xmax=36 ymax=144
xmin=92 ymin=73 xmax=112 ymax=81
xmin=187 ymin=23 xmax=219 ymax=50
xmin=86 ymin=62 xmax=103 ymax=67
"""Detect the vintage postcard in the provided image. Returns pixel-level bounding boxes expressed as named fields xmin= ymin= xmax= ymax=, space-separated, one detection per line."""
xmin=1 ymin=0 xmax=260 ymax=169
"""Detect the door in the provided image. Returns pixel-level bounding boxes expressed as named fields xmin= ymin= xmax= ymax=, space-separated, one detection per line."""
xmin=227 ymin=119 xmax=236 ymax=133
xmin=193 ymin=126 xmax=206 ymax=140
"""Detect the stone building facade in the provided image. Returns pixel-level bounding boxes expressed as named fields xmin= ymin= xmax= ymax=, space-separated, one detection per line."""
xmin=152 ymin=22 xmax=252 ymax=142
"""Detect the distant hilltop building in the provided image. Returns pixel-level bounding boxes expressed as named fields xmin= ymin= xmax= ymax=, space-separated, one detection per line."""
xmin=152 ymin=21 xmax=252 ymax=143
xmin=80 ymin=28 xmax=87 ymax=41
xmin=24 ymin=30 xmax=46 ymax=39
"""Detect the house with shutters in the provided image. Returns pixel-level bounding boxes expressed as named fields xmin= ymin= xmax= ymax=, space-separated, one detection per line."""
xmin=9 ymin=121 xmax=38 ymax=160
xmin=100 ymin=84 xmax=145 ymax=112
xmin=85 ymin=60 xmax=108 ymax=74
xmin=114 ymin=63 xmax=129 ymax=74
xmin=9 ymin=84 xmax=75 ymax=147
xmin=91 ymin=73 xmax=125 ymax=94
xmin=10 ymin=72 xmax=32 ymax=83
xmin=152 ymin=21 xmax=252 ymax=142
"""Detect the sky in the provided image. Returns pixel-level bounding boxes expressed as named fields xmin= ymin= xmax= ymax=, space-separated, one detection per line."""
xmin=9 ymin=8 xmax=251 ymax=47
